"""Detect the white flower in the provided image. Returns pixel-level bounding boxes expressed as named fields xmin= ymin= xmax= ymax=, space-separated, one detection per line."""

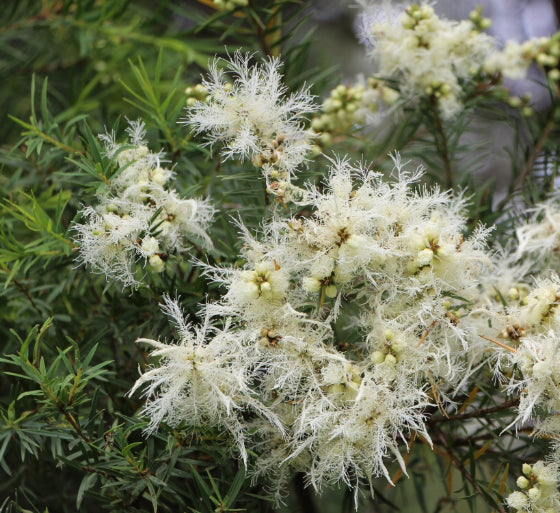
xmin=484 ymin=40 xmax=530 ymax=79
xmin=73 ymin=120 xmax=214 ymax=287
xmin=130 ymin=295 xmax=280 ymax=463
xmin=506 ymin=461 xmax=560 ymax=512
xmin=185 ymin=51 xmax=317 ymax=199
xmin=140 ymin=236 xmax=160 ymax=257
xmin=134 ymin=154 xmax=494 ymax=498
xmin=362 ymin=2 xmax=495 ymax=119
xmin=508 ymin=330 xmax=560 ymax=425
xmin=516 ymin=199 xmax=560 ymax=273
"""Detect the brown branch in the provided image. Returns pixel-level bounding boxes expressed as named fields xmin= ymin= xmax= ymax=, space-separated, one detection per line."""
xmin=429 ymin=397 xmax=520 ymax=424
xmin=513 ymin=118 xmax=556 ymax=193
xmin=432 ymin=425 xmax=507 ymax=513
xmin=247 ymin=4 xmax=274 ymax=57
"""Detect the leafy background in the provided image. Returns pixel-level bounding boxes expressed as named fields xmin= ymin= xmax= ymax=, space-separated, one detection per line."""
xmin=1 ymin=1 xmax=558 ymax=512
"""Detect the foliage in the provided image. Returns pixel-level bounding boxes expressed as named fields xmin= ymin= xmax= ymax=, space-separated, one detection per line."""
xmin=2 ymin=1 xmax=560 ymax=513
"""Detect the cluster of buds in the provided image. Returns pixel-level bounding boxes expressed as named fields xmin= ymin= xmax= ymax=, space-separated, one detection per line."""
xmin=507 ymin=461 xmax=560 ymax=512
xmin=185 ymin=84 xmax=209 ymax=107
xmin=213 ymin=0 xmax=248 ymax=11
xmin=468 ymin=6 xmax=492 ymax=32
xmin=232 ymin=260 xmax=289 ymax=309
xmin=406 ymin=219 xmax=461 ymax=278
xmin=370 ymin=329 xmax=408 ymax=367
xmin=485 ymin=33 xmax=560 ymax=92
xmin=523 ymin=35 xmax=560 ymax=83
xmin=508 ymin=93 xmax=534 ymax=117
xmin=259 ymin=327 xmax=281 ymax=347
xmin=368 ymin=2 xmax=496 ymax=119
xmin=401 ymin=3 xmax=435 ymax=30
xmin=311 ymin=79 xmax=399 ymax=143
xmin=321 ymin=361 xmax=362 ymax=401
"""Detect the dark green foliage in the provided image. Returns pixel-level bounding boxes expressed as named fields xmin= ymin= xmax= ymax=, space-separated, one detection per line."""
xmin=1 ymin=1 xmax=559 ymax=512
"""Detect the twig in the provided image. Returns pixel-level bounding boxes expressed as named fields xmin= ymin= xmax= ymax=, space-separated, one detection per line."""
xmin=417 ymin=320 xmax=439 ymax=347
xmin=496 ymin=114 xmax=556 ymax=212
xmin=429 ymin=397 xmax=520 ymax=424
xmin=40 ymin=382 xmax=93 ymax=447
xmin=0 ymin=263 xmax=42 ymax=315
xmin=479 ymin=334 xmax=517 ymax=353
xmin=512 ymin=118 xmax=556 ymax=194
xmin=432 ymin=425 xmax=507 ymax=513
xmin=430 ymin=97 xmax=453 ymax=189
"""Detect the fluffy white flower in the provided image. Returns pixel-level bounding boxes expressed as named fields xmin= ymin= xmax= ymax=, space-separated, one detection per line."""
xmin=130 ymin=295 xmax=280 ymax=463
xmin=362 ymin=2 xmax=495 ymax=119
xmin=134 ymin=154 xmax=494 ymax=498
xmin=74 ymin=120 xmax=214 ymax=287
xmin=186 ymin=51 xmax=317 ymax=200
xmin=516 ymin=199 xmax=560 ymax=273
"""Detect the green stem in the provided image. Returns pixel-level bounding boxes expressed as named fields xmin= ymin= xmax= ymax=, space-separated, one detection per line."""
xmin=431 ymin=100 xmax=453 ymax=189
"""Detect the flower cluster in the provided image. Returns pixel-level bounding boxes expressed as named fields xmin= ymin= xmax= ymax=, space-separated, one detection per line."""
xmin=185 ymin=83 xmax=208 ymax=107
xmin=186 ymin=52 xmax=317 ymax=202
xmin=132 ymin=156 xmax=492 ymax=500
xmin=507 ymin=461 xmax=560 ymax=513
xmin=130 ymin=42 xmax=560 ymax=507
xmin=461 ymin=226 xmax=560 ymax=512
xmin=485 ymin=33 xmax=560 ymax=84
xmin=311 ymin=78 xmax=399 ymax=140
xmin=483 ymin=275 xmax=560 ymax=434
xmin=363 ymin=3 xmax=495 ymax=118
xmin=73 ymin=120 xmax=214 ymax=287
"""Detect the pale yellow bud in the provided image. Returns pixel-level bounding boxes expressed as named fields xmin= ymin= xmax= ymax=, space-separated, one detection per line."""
xmin=149 ymin=254 xmax=165 ymax=273
xmin=384 ymin=353 xmax=397 ymax=366
xmin=371 ymin=351 xmax=386 ymax=364
xmin=517 ymin=476 xmax=530 ymax=489
xmin=325 ymin=284 xmax=338 ymax=298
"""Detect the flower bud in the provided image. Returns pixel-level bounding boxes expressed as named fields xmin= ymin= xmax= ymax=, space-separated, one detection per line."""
xmin=508 ymin=287 xmax=520 ymax=300
xmin=527 ymin=487 xmax=541 ymax=501
xmin=149 ymin=254 xmax=165 ymax=273
xmin=371 ymin=351 xmax=386 ymax=364
xmin=384 ymin=353 xmax=397 ymax=366
xmin=303 ymin=277 xmax=322 ymax=293
xmin=325 ymin=284 xmax=338 ymax=298
xmin=517 ymin=476 xmax=530 ymax=489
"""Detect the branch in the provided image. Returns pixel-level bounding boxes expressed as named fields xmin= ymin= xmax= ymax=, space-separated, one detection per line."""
xmin=429 ymin=397 xmax=520 ymax=424
xmin=430 ymin=97 xmax=453 ymax=189
xmin=513 ymin=118 xmax=556 ymax=194
xmin=0 ymin=263 xmax=42 ymax=315
xmin=496 ymin=112 xmax=556 ymax=212
xmin=432 ymin=425 xmax=507 ymax=513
